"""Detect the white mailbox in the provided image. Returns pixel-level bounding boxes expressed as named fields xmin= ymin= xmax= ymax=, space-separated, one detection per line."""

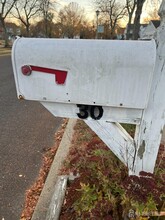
xmin=12 ymin=38 xmax=156 ymax=123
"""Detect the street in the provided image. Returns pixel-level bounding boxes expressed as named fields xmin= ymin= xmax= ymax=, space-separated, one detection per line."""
xmin=0 ymin=54 xmax=62 ymax=219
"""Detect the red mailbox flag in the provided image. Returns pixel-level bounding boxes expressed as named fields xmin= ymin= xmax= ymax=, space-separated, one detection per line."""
xmin=21 ymin=65 xmax=67 ymax=85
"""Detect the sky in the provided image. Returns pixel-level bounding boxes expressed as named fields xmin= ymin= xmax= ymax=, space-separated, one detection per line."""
xmin=60 ymin=0 xmax=93 ymax=10
xmin=59 ymin=0 xmax=96 ymax=20
xmin=7 ymin=0 xmax=160 ymax=27
xmin=59 ymin=0 xmax=161 ymax=25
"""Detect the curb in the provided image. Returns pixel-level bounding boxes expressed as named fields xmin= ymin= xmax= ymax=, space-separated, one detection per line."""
xmin=32 ymin=119 xmax=77 ymax=220
xmin=46 ymin=175 xmax=68 ymax=220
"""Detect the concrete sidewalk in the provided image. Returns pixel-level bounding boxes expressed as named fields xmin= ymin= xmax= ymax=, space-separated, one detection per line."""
xmin=32 ymin=119 xmax=77 ymax=220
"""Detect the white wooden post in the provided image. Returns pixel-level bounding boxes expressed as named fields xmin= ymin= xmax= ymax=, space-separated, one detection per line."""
xmin=131 ymin=0 xmax=165 ymax=175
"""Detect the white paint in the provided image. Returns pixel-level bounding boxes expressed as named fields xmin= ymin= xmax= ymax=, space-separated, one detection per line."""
xmin=86 ymin=120 xmax=135 ymax=170
xmin=140 ymin=21 xmax=158 ymax=40
xmin=41 ymin=101 xmax=142 ymax=124
xmin=12 ymin=38 xmax=156 ymax=109
xmin=161 ymin=125 xmax=165 ymax=143
xmin=132 ymin=1 xmax=165 ymax=174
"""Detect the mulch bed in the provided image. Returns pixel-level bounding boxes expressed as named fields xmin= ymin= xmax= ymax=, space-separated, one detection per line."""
xmin=59 ymin=120 xmax=165 ymax=220
xmin=20 ymin=119 xmax=165 ymax=220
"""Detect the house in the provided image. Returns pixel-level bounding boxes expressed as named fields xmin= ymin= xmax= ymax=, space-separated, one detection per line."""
xmin=116 ymin=27 xmax=125 ymax=40
xmin=139 ymin=20 xmax=160 ymax=39
xmin=0 ymin=22 xmax=21 ymax=40
xmin=124 ymin=23 xmax=147 ymax=40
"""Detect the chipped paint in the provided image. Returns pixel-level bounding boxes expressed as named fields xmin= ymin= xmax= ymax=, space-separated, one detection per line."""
xmin=132 ymin=0 xmax=165 ymax=175
xmin=138 ymin=140 xmax=145 ymax=159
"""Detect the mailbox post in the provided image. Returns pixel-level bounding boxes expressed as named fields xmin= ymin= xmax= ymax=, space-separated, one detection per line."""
xmin=12 ymin=0 xmax=165 ymax=176
xmin=131 ymin=2 xmax=165 ymax=175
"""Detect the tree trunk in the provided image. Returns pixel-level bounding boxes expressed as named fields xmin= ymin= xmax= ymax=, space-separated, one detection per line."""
xmin=126 ymin=0 xmax=137 ymax=40
xmin=45 ymin=18 xmax=48 ymax=37
xmin=126 ymin=15 xmax=133 ymax=40
xmin=133 ymin=0 xmax=146 ymax=40
xmin=26 ymin=24 xmax=30 ymax=37
xmin=1 ymin=18 xmax=9 ymax=47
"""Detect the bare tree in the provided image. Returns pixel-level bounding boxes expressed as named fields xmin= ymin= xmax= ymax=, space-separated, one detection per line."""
xmin=132 ymin=0 xmax=146 ymax=40
xmin=40 ymin=0 xmax=56 ymax=37
xmin=125 ymin=0 xmax=137 ymax=39
xmin=12 ymin=0 xmax=41 ymax=36
xmin=58 ymin=2 xmax=85 ymax=38
xmin=143 ymin=0 xmax=160 ymax=22
xmin=0 ymin=0 xmax=17 ymax=47
xmin=30 ymin=17 xmax=54 ymax=37
xmin=94 ymin=0 xmax=127 ymax=39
